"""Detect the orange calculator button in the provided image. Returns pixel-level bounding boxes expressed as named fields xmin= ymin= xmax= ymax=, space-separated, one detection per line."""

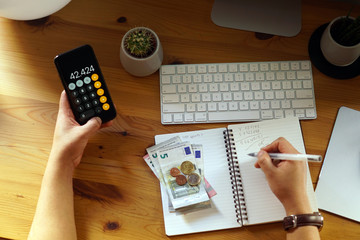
xmin=94 ymin=81 xmax=102 ymax=88
xmin=102 ymin=103 xmax=110 ymax=110
xmin=91 ymin=74 xmax=99 ymax=81
xmin=100 ymin=96 xmax=107 ymax=103
xmin=97 ymin=88 xmax=104 ymax=96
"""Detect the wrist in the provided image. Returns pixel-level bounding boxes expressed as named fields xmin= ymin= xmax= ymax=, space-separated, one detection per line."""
xmin=283 ymin=197 xmax=313 ymax=215
xmin=48 ymin=149 xmax=77 ymax=174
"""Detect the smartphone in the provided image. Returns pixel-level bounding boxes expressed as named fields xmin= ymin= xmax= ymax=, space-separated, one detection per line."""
xmin=54 ymin=45 xmax=116 ymax=125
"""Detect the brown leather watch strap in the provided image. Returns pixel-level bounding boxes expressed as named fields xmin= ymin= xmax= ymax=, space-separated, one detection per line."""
xmin=283 ymin=212 xmax=323 ymax=231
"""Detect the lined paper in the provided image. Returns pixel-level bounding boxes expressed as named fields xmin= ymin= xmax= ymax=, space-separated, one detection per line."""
xmin=156 ymin=128 xmax=239 ymax=236
xmin=228 ymin=117 xmax=318 ymax=225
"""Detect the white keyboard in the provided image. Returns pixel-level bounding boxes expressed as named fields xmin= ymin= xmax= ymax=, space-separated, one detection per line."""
xmin=160 ymin=60 xmax=317 ymax=124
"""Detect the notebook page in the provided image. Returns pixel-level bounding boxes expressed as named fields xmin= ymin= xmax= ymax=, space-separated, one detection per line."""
xmin=155 ymin=128 xmax=239 ymax=236
xmin=228 ymin=117 xmax=318 ymax=225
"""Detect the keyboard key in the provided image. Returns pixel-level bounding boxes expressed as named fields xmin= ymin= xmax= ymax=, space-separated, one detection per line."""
xmin=184 ymin=113 xmax=194 ymax=122
xmin=229 ymin=64 xmax=238 ymax=72
xmin=260 ymin=63 xmax=269 ymax=71
xmin=280 ymin=62 xmax=290 ymax=70
xmin=250 ymin=101 xmax=259 ymax=109
xmin=178 ymin=84 xmax=187 ymax=93
xmin=291 ymin=62 xmax=300 ymax=70
xmin=163 ymin=104 xmax=185 ymax=113
xmin=195 ymin=113 xmax=207 ymax=121
xmin=208 ymin=65 xmax=217 ymax=73
xmin=274 ymin=110 xmax=284 ymax=118
xmin=249 ymin=63 xmax=259 ymax=72
xmin=292 ymin=99 xmax=314 ymax=108
xmin=297 ymin=71 xmax=311 ymax=79
xmin=173 ymin=75 xmax=181 ymax=84
xmin=162 ymin=76 xmax=171 ymax=84
xmin=285 ymin=110 xmax=295 ymax=117
xmin=177 ymin=65 xmax=186 ymax=74
xmin=163 ymin=94 xmax=179 ymax=103
xmin=296 ymin=90 xmax=313 ymax=99
xmin=218 ymin=64 xmax=227 ymax=73
xmin=198 ymin=65 xmax=207 ymax=73
xmin=173 ymin=113 xmax=183 ymax=122
xmin=162 ymin=85 xmax=176 ymax=94
xmin=181 ymin=94 xmax=190 ymax=103
xmin=255 ymin=72 xmax=265 ymax=81
xmin=163 ymin=114 xmax=172 ymax=123
xmin=303 ymin=80 xmax=312 ymax=88
xmin=306 ymin=109 xmax=316 ymax=118
xmin=239 ymin=63 xmax=248 ymax=72
xmin=208 ymin=103 xmax=217 ymax=111
xmin=186 ymin=103 xmax=196 ymax=112
xmin=162 ymin=66 xmax=175 ymax=75
xmin=208 ymin=111 xmax=260 ymax=121
xmin=219 ymin=102 xmax=228 ymax=111
xmin=240 ymin=102 xmax=249 ymax=110
xmin=197 ymin=103 xmax=206 ymax=112
xmin=188 ymin=65 xmax=196 ymax=73
xmin=261 ymin=110 xmax=274 ymax=119
xmin=301 ymin=61 xmax=310 ymax=70
xmin=229 ymin=102 xmax=238 ymax=111
xmin=270 ymin=62 xmax=279 ymax=71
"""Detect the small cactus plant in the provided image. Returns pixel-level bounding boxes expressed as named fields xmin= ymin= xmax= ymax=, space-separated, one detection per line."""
xmin=124 ymin=28 xmax=157 ymax=58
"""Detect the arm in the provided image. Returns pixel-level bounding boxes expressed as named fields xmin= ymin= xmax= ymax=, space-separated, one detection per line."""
xmin=254 ymin=137 xmax=321 ymax=240
xmin=28 ymin=91 xmax=113 ymax=240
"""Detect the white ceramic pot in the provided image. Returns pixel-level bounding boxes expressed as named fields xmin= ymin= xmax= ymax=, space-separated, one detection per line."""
xmin=0 ymin=0 xmax=71 ymax=20
xmin=120 ymin=27 xmax=163 ymax=77
xmin=320 ymin=16 xmax=360 ymax=66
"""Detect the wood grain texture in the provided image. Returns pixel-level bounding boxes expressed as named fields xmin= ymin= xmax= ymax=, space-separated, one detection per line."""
xmin=1 ymin=0 xmax=359 ymax=239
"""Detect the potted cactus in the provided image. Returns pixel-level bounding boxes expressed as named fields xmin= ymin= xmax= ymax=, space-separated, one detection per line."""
xmin=120 ymin=27 xmax=163 ymax=77
xmin=320 ymin=7 xmax=360 ymax=66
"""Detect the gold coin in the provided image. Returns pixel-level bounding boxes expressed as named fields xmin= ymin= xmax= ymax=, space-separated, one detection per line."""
xmin=180 ymin=161 xmax=195 ymax=175
xmin=187 ymin=173 xmax=201 ymax=186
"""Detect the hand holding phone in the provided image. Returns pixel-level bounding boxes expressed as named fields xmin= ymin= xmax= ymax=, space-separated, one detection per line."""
xmin=54 ymin=45 xmax=116 ymax=125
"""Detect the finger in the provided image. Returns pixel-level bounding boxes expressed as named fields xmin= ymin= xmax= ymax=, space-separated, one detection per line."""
xmin=58 ymin=90 xmax=75 ymax=119
xmin=100 ymin=120 xmax=114 ymax=129
xmin=255 ymin=150 xmax=276 ymax=174
xmin=81 ymin=117 xmax=102 ymax=136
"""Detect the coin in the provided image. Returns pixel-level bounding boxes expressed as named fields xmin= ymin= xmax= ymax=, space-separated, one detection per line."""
xmin=175 ymin=175 xmax=187 ymax=186
xmin=187 ymin=173 xmax=201 ymax=186
xmin=180 ymin=161 xmax=195 ymax=175
xmin=170 ymin=167 xmax=181 ymax=177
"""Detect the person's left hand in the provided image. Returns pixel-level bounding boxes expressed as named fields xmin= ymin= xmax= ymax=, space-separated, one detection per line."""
xmin=50 ymin=90 xmax=113 ymax=169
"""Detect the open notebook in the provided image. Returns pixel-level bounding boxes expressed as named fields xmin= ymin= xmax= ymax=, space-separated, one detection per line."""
xmin=155 ymin=117 xmax=318 ymax=236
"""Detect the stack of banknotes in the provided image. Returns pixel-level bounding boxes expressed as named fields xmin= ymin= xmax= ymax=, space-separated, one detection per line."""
xmin=143 ymin=136 xmax=217 ymax=214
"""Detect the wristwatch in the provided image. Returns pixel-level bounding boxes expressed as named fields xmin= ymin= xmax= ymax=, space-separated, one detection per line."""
xmin=283 ymin=212 xmax=323 ymax=231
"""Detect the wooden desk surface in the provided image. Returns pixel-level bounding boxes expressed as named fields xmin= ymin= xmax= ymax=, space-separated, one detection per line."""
xmin=0 ymin=0 xmax=359 ymax=239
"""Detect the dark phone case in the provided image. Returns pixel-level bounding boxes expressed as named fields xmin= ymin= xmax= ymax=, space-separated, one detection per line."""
xmin=54 ymin=45 xmax=116 ymax=125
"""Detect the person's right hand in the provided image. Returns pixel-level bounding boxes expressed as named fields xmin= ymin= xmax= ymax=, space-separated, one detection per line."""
xmin=254 ymin=137 xmax=312 ymax=215
xmin=50 ymin=90 xmax=113 ymax=171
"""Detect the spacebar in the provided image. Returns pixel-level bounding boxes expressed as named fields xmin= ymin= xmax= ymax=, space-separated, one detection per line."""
xmin=208 ymin=111 xmax=260 ymax=121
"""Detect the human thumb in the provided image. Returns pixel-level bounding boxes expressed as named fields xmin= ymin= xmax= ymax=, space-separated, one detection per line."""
xmin=82 ymin=117 xmax=102 ymax=136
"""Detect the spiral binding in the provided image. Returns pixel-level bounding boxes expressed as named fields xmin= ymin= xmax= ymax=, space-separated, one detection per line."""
xmin=223 ymin=129 xmax=248 ymax=225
